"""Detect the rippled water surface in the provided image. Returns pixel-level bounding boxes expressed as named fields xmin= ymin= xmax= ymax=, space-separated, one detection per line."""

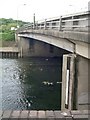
xmin=0 ymin=58 xmax=62 ymax=110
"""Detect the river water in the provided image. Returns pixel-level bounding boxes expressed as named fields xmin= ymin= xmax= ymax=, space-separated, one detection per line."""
xmin=0 ymin=57 xmax=62 ymax=110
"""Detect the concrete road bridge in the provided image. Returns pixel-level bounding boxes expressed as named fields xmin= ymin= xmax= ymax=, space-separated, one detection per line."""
xmin=16 ymin=11 xmax=90 ymax=111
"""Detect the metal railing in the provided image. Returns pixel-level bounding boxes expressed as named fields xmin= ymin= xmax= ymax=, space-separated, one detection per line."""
xmin=18 ymin=11 xmax=90 ymax=32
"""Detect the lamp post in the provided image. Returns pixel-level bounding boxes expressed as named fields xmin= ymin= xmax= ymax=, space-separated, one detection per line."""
xmin=33 ymin=13 xmax=35 ymax=29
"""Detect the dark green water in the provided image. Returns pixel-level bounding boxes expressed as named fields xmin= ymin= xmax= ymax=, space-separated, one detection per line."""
xmin=0 ymin=57 xmax=62 ymax=110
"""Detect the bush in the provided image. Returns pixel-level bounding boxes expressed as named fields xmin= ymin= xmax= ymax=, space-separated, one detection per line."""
xmin=2 ymin=32 xmax=15 ymax=41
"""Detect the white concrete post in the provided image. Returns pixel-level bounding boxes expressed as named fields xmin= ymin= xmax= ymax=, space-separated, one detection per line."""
xmin=59 ymin=16 xmax=62 ymax=31
xmin=61 ymin=54 xmax=76 ymax=111
xmin=68 ymin=55 xmax=76 ymax=110
xmin=72 ymin=16 xmax=74 ymax=30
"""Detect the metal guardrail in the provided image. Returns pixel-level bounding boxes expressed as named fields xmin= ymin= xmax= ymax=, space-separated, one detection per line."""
xmin=17 ymin=11 xmax=90 ymax=32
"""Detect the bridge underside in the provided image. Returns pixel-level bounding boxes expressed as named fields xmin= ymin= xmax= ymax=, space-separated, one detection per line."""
xmin=18 ymin=33 xmax=75 ymax=54
xmin=17 ymin=30 xmax=89 ymax=59
xmin=18 ymin=36 xmax=71 ymax=57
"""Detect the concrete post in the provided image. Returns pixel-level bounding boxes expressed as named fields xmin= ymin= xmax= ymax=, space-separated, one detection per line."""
xmin=44 ymin=19 xmax=47 ymax=30
xmin=61 ymin=55 xmax=67 ymax=111
xmin=36 ymin=22 xmax=38 ymax=29
xmin=59 ymin=16 xmax=62 ymax=31
xmin=68 ymin=55 xmax=76 ymax=110
xmin=61 ymin=54 xmax=76 ymax=111
xmin=15 ymin=33 xmax=18 ymax=43
xmin=72 ymin=16 xmax=74 ymax=30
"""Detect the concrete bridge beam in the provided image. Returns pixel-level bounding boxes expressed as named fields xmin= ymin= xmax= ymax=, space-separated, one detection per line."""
xmin=18 ymin=33 xmax=75 ymax=53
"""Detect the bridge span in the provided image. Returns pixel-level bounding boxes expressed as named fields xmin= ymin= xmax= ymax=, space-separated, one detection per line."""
xmin=16 ymin=11 xmax=90 ymax=111
xmin=16 ymin=11 xmax=89 ymax=59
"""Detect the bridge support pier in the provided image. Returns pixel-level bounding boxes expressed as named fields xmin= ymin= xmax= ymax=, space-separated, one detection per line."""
xmin=76 ymin=55 xmax=90 ymax=110
xmin=61 ymin=54 xmax=90 ymax=111
xmin=61 ymin=54 xmax=76 ymax=111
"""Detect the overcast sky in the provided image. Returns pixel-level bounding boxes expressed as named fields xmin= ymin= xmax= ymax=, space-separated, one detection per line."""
xmin=0 ymin=0 xmax=90 ymax=22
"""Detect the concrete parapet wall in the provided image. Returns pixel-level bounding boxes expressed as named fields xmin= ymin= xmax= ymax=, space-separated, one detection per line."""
xmin=0 ymin=110 xmax=89 ymax=119
xmin=18 ymin=29 xmax=89 ymax=43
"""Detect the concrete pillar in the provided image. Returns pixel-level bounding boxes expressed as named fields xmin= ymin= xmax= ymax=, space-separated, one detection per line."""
xmin=36 ymin=22 xmax=38 ymax=29
xmin=61 ymin=54 xmax=76 ymax=111
xmin=72 ymin=16 xmax=74 ymax=30
xmin=59 ymin=16 xmax=62 ymax=31
xmin=76 ymin=56 xmax=90 ymax=110
xmin=44 ymin=19 xmax=47 ymax=30
xmin=15 ymin=33 xmax=18 ymax=43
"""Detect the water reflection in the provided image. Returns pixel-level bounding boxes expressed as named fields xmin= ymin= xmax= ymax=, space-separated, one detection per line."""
xmin=1 ymin=57 xmax=62 ymax=110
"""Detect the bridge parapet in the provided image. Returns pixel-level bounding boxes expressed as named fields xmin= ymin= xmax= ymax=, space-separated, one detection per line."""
xmin=16 ymin=11 xmax=90 ymax=59
xmin=17 ymin=11 xmax=90 ymax=33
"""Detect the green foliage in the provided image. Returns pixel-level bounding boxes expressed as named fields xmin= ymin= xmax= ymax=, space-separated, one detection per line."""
xmin=2 ymin=32 xmax=15 ymax=41
xmin=0 ymin=18 xmax=28 ymax=41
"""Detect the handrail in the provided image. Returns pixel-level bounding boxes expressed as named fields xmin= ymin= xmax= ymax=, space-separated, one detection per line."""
xmin=17 ymin=11 xmax=90 ymax=32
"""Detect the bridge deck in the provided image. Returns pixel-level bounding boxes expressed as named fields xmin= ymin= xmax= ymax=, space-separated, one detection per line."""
xmin=0 ymin=110 xmax=89 ymax=119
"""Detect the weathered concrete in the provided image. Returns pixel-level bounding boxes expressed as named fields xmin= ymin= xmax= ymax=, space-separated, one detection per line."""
xmin=75 ymin=42 xmax=90 ymax=59
xmin=0 ymin=47 xmax=19 ymax=52
xmin=76 ymin=56 xmax=90 ymax=110
xmin=18 ymin=33 xmax=75 ymax=53
xmin=61 ymin=54 xmax=90 ymax=111
xmin=16 ymin=11 xmax=90 ymax=59
xmin=17 ymin=11 xmax=89 ymax=32
xmin=0 ymin=41 xmax=17 ymax=47
xmin=18 ymin=29 xmax=89 ymax=43
xmin=1 ymin=110 xmax=89 ymax=119
xmin=14 ymin=11 xmax=90 ymax=112
xmin=18 ymin=37 xmax=69 ymax=57
xmin=61 ymin=54 xmax=76 ymax=111
xmin=18 ymin=30 xmax=89 ymax=59
xmin=0 ymin=47 xmax=19 ymax=58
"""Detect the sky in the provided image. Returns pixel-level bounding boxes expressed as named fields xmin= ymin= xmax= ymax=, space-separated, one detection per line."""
xmin=0 ymin=0 xmax=90 ymax=22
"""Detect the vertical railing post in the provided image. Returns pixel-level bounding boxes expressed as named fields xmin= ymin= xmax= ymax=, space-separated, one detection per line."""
xmin=59 ymin=16 xmax=62 ymax=31
xmin=36 ymin=22 xmax=38 ymax=29
xmin=40 ymin=24 xmax=41 ymax=29
xmin=44 ymin=19 xmax=47 ymax=30
xmin=72 ymin=16 xmax=74 ymax=30
xmin=51 ymin=21 xmax=53 ymax=29
xmin=33 ymin=13 xmax=35 ymax=29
